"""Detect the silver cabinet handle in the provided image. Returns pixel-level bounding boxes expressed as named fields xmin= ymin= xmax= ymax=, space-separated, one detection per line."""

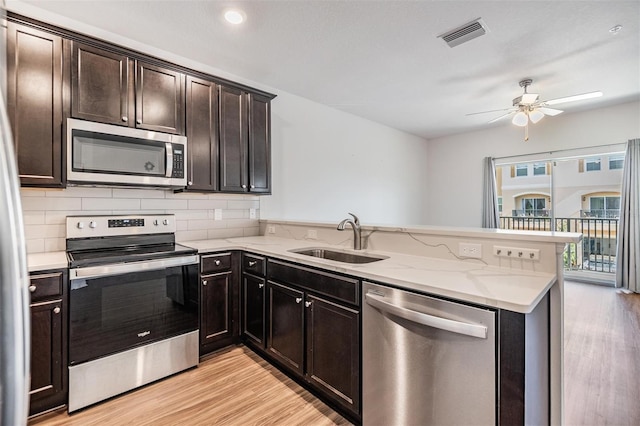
xmin=241 ymin=184 xmax=247 ymax=189
xmin=295 ymin=297 xmax=302 ymax=304
xmin=122 ymin=116 xmax=128 ymax=122
xmin=136 ymin=119 xmax=142 ymax=125
xmin=248 ymin=261 xmax=257 ymax=267
xmin=258 ymin=283 xmax=264 ymax=288
xmin=53 ymin=307 xmax=61 ymax=314
xmin=188 ymin=181 xmax=193 ymax=186
xmin=214 ymin=259 xmax=221 ymax=266
xmin=29 ymin=285 xmax=36 ymax=293
xmin=305 ymin=301 xmax=312 ymax=308
xmin=202 ymin=280 xmax=208 ymax=286
xmin=365 ymin=292 xmax=488 ymax=339
xmin=250 ymin=185 xmax=255 ymax=189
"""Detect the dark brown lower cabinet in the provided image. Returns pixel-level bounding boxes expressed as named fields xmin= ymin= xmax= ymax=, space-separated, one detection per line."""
xmin=29 ymin=271 xmax=67 ymax=416
xmin=305 ymin=295 xmax=360 ymax=415
xmin=267 ymin=281 xmax=305 ymax=375
xmin=243 ymin=273 xmax=265 ymax=348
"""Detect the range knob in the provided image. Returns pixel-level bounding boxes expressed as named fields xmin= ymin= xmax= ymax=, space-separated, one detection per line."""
xmin=77 ymin=222 xmax=85 ymax=229
xmin=89 ymin=221 xmax=97 ymax=229
xmin=163 ymin=219 xmax=169 ymax=226
xmin=153 ymin=219 xmax=159 ymax=226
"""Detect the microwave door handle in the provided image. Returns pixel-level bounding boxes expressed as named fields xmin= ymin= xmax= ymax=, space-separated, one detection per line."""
xmin=165 ymin=143 xmax=173 ymax=178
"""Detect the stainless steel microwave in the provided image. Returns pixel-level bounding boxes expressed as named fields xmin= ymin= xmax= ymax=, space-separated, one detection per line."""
xmin=66 ymin=118 xmax=187 ymax=188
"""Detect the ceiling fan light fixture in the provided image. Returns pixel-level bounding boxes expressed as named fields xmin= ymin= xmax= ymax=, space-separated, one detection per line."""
xmin=529 ymin=109 xmax=545 ymax=124
xmin=224 ymin=9 xmax=246 ymax=24
xmin=512 ymin=111 xmax=528 ymax=127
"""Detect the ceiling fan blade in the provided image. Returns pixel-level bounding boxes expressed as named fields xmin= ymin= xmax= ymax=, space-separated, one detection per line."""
xmin=488 ymin=111 xmax=516 ymax=123
xmin=543 ymin=91 xmax=603 ymax=106
xmin=520 ymin=93 xmax=539 ymax=104
xmin=465 ymin=107 xmax=514 ymax=116
xmin=538 ymin=107 xmax=564 ymax=116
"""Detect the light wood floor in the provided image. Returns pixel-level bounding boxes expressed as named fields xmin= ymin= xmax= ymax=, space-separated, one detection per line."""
xmin=564 ymin=280 xmax=640 ymax=426
xmin=29 ymin=345 xmax=351 ymax=426
xmin=30 ymin=281 xmax=640 ymax=426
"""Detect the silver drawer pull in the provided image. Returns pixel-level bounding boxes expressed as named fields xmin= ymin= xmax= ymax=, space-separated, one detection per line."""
xmin=203 ymin=280 xmax=208 ymax=286
xmin=305 ymin=301 xmax=312 ymax=308
xmin=214 ymin=260 xmax=221 ymax=266
xmin=53 ymin=307 xmax=61 ymax=314
xmin=248 ymin=261 xmax=257 ymax=267
xmin=29 ymin=285 xmax=36 ymax=293
xmin=258 ymin=283 xmax=264 ymax=289
xmin=295 ymin=297 xmax=302 ymax=304
xmin=122 ymin=116 xmax=128 ymax=122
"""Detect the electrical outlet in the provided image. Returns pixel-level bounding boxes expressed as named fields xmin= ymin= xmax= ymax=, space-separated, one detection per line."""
xmin=249 ymin=208 xmax=256 ymax=219
xmin=458 ymin=243 xmax=482 ymax=258
xmin=267 ymin=225 xmax=276 ymax=234
xmin=214 ymin=209 xmax=222 ymax=220
xmin=306 ymin=229 xmax=318 ymax=239
xmin=493 ymin=246 xmax=540 ymax=261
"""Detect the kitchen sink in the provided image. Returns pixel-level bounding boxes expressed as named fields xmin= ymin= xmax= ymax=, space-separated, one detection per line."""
xmin=290 ymin=248 xmax=388 ymax=264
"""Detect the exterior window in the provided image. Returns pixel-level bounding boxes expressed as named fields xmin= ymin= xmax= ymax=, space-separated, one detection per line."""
xmin=533 ymin=163 xmax=546 ymax=175
xmin=522 ymin=197 xmax=546 ymax=216
xmin=498 ymin=197 xmax=503 ymax=213
xmin=588 ymin=196 xmax=620 ymax=218
xmin=609 ymin=155 xmax=624 ymax=170
xmin=586 ymin=158 xmax=601 ymax=171
xmin=516 ymin=164 xmax=528 ymax=177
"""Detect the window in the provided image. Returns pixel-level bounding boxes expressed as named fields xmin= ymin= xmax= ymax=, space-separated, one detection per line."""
xmin=588 ymin=196 xmax=620 ymax=218
xmin=522 ymin=197 xmax=546 ymax=215
xmin=498 ymin=197 xmax=503 ymax=213
xmin=533 ymin=162 xmax=546 ymax=175
xmin=516 ymin=164 xmax=528 ymax=177
xmin=586 ymin=157 xmax=601 ymax=171
xmin=609 ymin=155 xmax=624 ymax=170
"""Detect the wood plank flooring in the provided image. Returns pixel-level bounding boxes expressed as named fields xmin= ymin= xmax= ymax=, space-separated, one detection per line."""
xmin=29 ymin=346 xmax=351 ymax=426
xmin=29 ymin=280 xmax=640 ymax=426
xmin=564 ymin=280 xmax=640 ymax=426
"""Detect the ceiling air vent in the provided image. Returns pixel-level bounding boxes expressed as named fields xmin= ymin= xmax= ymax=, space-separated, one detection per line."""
xmin=438 ymin=18 xmax=488 ymax=48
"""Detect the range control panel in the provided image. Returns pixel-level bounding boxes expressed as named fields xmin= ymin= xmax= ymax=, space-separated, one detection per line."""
xmin=66 ymin=214 xmax=176 ymax=239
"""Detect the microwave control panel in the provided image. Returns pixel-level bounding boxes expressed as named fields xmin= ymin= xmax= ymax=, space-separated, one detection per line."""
xmin=172 ymin=145 xmax=184 ymax=178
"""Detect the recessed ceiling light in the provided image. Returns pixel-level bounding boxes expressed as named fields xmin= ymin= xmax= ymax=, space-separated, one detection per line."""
xmin=609 ymin=24 xmax=622 ymax=34
xmin=224 ymin=9 xmax=246 ymax=25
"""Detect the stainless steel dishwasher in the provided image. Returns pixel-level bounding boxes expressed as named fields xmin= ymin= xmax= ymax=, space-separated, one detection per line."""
xmin=362 ymin=281 xmax=496 ymax=426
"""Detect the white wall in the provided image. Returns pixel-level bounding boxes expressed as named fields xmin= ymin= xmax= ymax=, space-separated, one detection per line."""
xmin=262 ymin=91 xmax=429 ymax=224
xmin=9 ymin=2 xmax=430 ymax=227
xmin=426 ymin=101 xmax=640 ymax=227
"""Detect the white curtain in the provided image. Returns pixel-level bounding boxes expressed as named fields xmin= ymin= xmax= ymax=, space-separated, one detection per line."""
xmin=482 ymin=157 xmax=500 ymax=228
xmin=616 ymin=139 xmax=640 ymax=292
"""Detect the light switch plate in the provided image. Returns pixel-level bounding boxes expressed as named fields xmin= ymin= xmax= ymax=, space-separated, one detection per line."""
xmin=214 ymin=209 xmax=222 ymax=221
xmin=306 ymin=229 xmax=318 ymax=239
xmin=267 ymin=225 xmax=276 ymax=234
xmin=249 ymin=208 xmax=256 ymax=219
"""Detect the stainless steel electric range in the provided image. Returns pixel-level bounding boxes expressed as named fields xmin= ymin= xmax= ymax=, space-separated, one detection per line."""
xmin=65 ymin=214 xmax=199 ymax=412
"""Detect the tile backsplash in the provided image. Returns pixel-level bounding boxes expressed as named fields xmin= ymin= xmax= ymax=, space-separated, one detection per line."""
xmin=20 ymin=187 xmax=260 ymax=253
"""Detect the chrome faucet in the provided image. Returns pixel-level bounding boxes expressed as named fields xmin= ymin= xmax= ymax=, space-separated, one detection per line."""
xmin=337 ymin=213 xmax=362 ymax=250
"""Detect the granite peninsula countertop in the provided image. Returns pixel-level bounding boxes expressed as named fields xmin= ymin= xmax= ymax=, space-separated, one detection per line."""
xmin=183 ymin=236 xmax=558 ymax=314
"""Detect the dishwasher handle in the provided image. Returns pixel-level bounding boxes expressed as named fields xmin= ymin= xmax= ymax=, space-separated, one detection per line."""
xmin=365 ymin=292 xmax=488 ymax=339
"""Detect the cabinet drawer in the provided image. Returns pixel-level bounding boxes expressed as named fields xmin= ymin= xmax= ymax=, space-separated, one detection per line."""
xmin=201 ymin=253 xmax=232 ymax=274
xmin=242 ymin=253 xmax=266 ymax=276
xmin=267 ymin=260 xmax=359 ymax=306
xmin=29 ymin=272 xmax=64 ymax=302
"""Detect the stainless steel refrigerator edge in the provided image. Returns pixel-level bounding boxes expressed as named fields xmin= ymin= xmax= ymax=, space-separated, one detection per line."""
xmin=362 ymin=281 xmax=496 ymax=425
xmin=0 ymin=1 xmax=31 ymax=424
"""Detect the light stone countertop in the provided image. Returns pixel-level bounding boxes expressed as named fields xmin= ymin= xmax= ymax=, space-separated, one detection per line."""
xmin=184 ymin=236 xmax=557 ymax=314
xmin=27 ymin=251 xmax=68 ymax=272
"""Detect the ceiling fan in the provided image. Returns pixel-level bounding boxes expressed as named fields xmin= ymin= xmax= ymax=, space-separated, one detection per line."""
xmin=467 ymin=79 xmax=603 ymax=141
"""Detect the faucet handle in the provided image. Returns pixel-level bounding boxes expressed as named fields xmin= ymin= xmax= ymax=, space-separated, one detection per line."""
xmin=348 ymin=212 xmax=360 ymax=226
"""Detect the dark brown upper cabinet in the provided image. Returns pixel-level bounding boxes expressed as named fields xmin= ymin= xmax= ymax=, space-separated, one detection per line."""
xmin=185 ymin=76 xmax=219 ymax=191
xmin=71 ymin=42 xmax=185 ymax=135
xmin=219 ymin=87 xmax=272 ymax=194
xmin=7 ymin=22 xmax=64 ymax=187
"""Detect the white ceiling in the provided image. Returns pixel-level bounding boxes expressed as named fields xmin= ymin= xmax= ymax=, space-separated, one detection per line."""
xmin=12 ymin=0 xmax=640 ymax=140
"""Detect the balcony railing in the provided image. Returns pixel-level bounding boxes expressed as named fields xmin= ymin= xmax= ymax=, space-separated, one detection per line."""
xmin=511 ymin=209 xmax=551 ymax=217
xmin=499 ymin=216 xmax=619 ymax=274
xmin=580 ymin=209 xmax=620 ymax=218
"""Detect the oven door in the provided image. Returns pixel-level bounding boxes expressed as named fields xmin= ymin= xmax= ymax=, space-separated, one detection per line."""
xmin=68 ymin=255 xmax=199 ymax=365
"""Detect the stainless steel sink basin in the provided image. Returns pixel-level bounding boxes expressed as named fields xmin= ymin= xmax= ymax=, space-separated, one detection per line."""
xmin=290 ymin=248 xmax=388 ymax=264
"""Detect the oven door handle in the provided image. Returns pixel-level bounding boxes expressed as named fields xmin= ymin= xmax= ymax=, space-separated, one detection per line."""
xmin=70 ymin=255 xmax=199 ymax=280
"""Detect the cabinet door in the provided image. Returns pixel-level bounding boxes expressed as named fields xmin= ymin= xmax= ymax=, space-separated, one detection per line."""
xmin=305 ymin=295 xmax=360 ymax=415
xmin=267 ymin=281 xmax=304 ymax=375
xmin=248 ymin=94 xmax=271 ymax=193
xmin=243 ymin=274 xmax=265 ymax=348
xmin=219 ymin=86 xmax=247 ymax=192
xmin=7 ymin=22 xmax=63 ymax=187
xmin=29 ymin=299 xmax=64 ymax=415
xmin=71 ymin=42 xmax=131 ymax=126
xmin=135 ymin=61 xmax=185 ymax=135
xmin=200 ymin=273 xmax=231 ymax=347
xmin=185 ymin=76 xmax=218 ymax=191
